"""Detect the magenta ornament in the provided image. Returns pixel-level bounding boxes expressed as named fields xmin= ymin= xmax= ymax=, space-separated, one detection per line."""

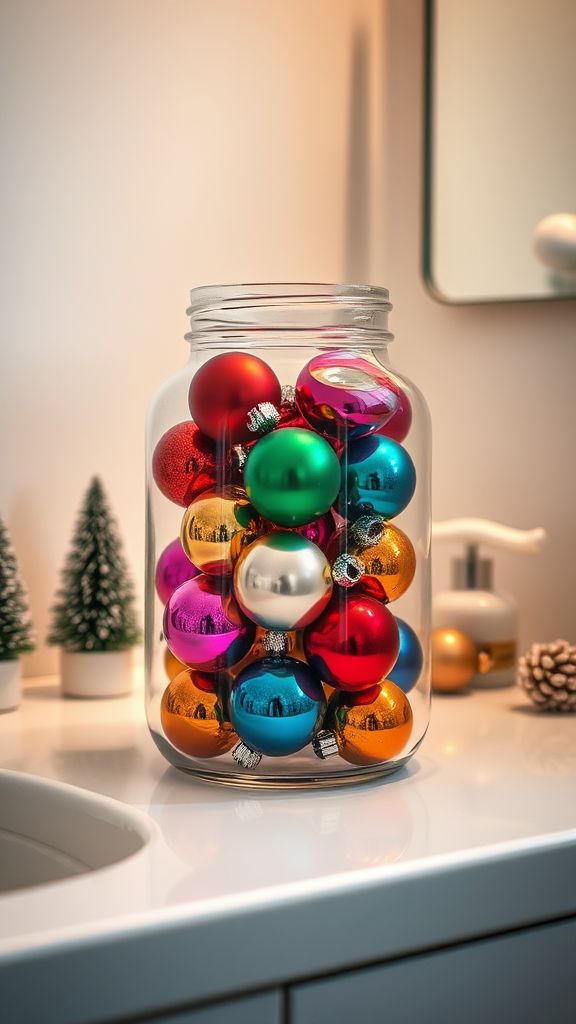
xmin=155 ymin=539 xmax=200 ymax=605
xmin=163 ymin=575 xmax=254 ymax=671
xmin=295 ymin=350 xmax=399 ymax=440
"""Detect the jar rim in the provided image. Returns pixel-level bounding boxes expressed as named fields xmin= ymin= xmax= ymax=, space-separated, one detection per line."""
xmin=185 ymin=283 xmax=393 ymax=347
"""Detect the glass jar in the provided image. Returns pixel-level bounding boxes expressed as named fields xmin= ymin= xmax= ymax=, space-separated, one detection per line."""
xmin=146 ymin=284 xmax=431 ymax=788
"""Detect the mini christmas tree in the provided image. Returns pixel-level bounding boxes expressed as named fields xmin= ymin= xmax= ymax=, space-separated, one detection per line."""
xmin=48 ymin=477 xmax=141 ymax=652
xmin=0 ymin=516 xmax=35 ymax=660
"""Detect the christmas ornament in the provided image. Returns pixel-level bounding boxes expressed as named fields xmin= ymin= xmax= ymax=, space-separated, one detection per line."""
xmin=431 ymin=627 xmax=477 ymax=693
xmin=376 ymin=382 xmax=412 ymax=443
xmin=245 ymin=427 xmax=341 ymax=527
xmin=388 ymin=618 xmax=423 ymax=693
xmin=518 ymin=639 xmax=576 ymax=711
xmin=331 ymin=553 xmax=365 ymax=588
xmin=339 ymin=434 xmax=416 ymax=521
xmin=261 ymin=511 xmax=336 ymax=553
xmin=180 ymin=489 xmax=255 ymax=576
xmin=188 ymin=352 xmax=281 ymax=444
xmin=321 ymin=682 xmax=413 ymax=766
xmin=48 ymin=477 xmax=140 ymax=653
xmin=234 ymin=532 xmax=333 ymax=629
xmin=155 ymin=538 xmax=200 ymax=605
xmin=152 ymin=422 xmax=217 ymax=507
xmin=295 ymin=351 xmax=399 ymax=440
xmin=0 ymin=515 xmax=35 ymax=662
xmin=278 ymin=384 xmax=306 ymax=428
xmin=328 ymin=519 xmax=416 ymax=603
xmin=304 ymin=592 xmax=400 ymax=691
xmin=229 ymin=656 xmax=325 ymax=756
xmin=163 ymin=575 xmax=254 ymax=671
xmin=161 ymin=670 xmax=236 ymax=758
xmin=164 ymin=646 xmax=188 ymax=680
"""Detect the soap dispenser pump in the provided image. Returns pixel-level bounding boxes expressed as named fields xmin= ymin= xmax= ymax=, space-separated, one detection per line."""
xmin=432 ymin=518 xmax=546 ymax=688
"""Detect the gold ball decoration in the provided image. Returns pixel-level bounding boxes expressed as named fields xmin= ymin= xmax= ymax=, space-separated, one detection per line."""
xmin=328 ymin=682 xmax=413 ymax=766
xmin=180 ymin=488 xmax=256 ymax=576
xmin=431 ymin=627 xmax=477 ymax=693
xmin=348 ymin=521 xmax=416 ymax=603
xmin=164 ymin=646 xmax=188 ymax=680
xmin=161 ymin=669 xmax=237 ymax=758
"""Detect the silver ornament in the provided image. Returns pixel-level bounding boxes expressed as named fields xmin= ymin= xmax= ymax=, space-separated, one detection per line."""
xmin=332 ymin=553 xmax=365 ymax=588
xmin=234 ymin=532 xmax=333 ymax=630
xmin=351 ymin=513 xmax=386 ymax=549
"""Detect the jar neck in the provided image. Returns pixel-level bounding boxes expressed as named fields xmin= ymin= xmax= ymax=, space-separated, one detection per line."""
xmin=185 ymin=283 xmax=394 ymax=351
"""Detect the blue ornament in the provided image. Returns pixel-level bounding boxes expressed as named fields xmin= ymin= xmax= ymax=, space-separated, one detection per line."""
xmin=338 ymin=434 xmax=416 ymax=520
xmin=388 ymin=618 xmax=423 ymax=693
xmin=230 ymin=657 xmax=325 ymax=756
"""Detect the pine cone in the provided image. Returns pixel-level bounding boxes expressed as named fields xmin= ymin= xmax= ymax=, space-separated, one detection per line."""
xmin=518 ymin=639 xmax=576 ymax=711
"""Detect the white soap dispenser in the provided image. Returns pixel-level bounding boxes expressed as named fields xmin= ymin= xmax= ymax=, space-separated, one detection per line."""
xmin=432 ymin=518 xmax=546 ymax=688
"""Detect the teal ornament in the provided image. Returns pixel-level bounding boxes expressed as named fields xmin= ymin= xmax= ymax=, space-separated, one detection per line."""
xmin=339 ymin=434 xmax=416 ymax=521
xmin=229 ymin=656 xmax=325 ymax=756
xmin=245 ymin=427 xmax=341 ymax=527
xmin=387 ymin=617 xmax=423 ymax=693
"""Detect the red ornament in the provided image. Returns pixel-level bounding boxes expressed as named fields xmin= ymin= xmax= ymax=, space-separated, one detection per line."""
xmin=188 ymin=353 xmax=281 ymax=444
xmin=376 ymin=383 xmax=412 ymax=443
xmin=152 ymin=422 xmax=217 ymax=507
xmin=304 ymin=591 xmax=399 ymax=692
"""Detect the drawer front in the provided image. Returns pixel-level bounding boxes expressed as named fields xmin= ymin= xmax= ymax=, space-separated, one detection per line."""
xmin=290 ymin=917 xmax=576 ymax=1024
xmin=149 ymin=990 xmax=281 ymax=1024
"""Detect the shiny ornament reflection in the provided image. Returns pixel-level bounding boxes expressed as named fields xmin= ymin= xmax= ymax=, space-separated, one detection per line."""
xmin=431 ymin=627 xmax=477 ymax=692
xmin=296 ymin=351 xmax=399 ymax=439
xmin=328 ymin=521 xmax=416 ymax=603
xmin=161 ymin=669 xmax=236 ymax=758
xmin=339 ymin=434 xmax=416 ymax=521
xmin=163 ymin=575 xmax=254 ymax=671
xmin=164 ymin=646 xmax=188 ymax=680
xmin=327 ymin=682 xmax=413 ymax=765
xmin=304 ymin=591 xmax=400 ymax=691
xmin=230 ymin=656 xmax=325 ymax=756
xmin=245 ymin=428 xmax=341 ymax=528
xmin=155 ymin=538 xmax=200 ymax=605
xmin=188 ymin=352 xmax=281 ymax=444
xmin=376 ymin=381 xmax=412 ymax=443
xmin=234 ymin=532 xmax=333 ymax=629
xmin=387 ymin=618 xmax=423 ymax=693
xmin=181 ymin=489 xmax=254 ymax=575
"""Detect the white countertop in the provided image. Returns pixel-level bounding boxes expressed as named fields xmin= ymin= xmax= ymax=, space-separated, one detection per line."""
xmin=1 ymin=673 xmax=576 ymax=1023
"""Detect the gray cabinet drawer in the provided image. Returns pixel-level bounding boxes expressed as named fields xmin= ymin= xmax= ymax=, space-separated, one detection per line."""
xmin=290 ymin=917 xmax=576 ymax=1023
xmin=150 ymin=990 xmax=281 ymax=1024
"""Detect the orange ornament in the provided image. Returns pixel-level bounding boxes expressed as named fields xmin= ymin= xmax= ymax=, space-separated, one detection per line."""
xmin=161 ymin=670 xmax=236 ymax=758
xmin=431 ymin=627 xmax=477 ymax=693
xmin=352 ymin=522 xmax=416 ymax=603
xmin=328 ymin=681 xmax=413 ymax=766
xmin=164 ymin=647 xmax=188 ymax=680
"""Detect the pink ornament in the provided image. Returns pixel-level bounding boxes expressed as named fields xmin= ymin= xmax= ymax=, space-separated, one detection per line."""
xmin=377 ymin=384 xmax=412 ymax=443
xmin=295 ymin=351 xmax=399 ymax=440
xmin=163 ymin=575 xmax=254 ymax=671
xmin=155 ymin=539 xmax=200 ymax=605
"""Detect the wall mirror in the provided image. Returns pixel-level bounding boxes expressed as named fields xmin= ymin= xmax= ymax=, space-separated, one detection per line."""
xmin=424 ymin=0 xmax=576 ymax=303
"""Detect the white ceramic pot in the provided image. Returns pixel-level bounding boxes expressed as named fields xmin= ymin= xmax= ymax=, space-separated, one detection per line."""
xmin=0 ymin=660 xmax=21 ymax=712
xmin=60 ymin=649 xmax=133 ymax=699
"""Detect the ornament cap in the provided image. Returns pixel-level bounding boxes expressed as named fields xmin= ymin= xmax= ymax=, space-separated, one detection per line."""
xmin=232 ymin=741 xmax=262 ymax=769
xmin=312 ymin=729 xmax=339 ymax=759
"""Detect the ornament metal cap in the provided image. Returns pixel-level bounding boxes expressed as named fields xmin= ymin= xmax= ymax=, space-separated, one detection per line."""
xmin=332 ymin=553 xmax=365 ymax=588
xmin=351 ymin=514 xmax=386 ymax=549
xmin=312 ymin=729 xmax=339 ymax=760
xmin=280 ymin=384 xmax=297 ymax=406
xmin=262 ymin=630 xmax=291 ymax=656
xmin=246 ymin=402 xmax=281 ymax=435
xmin=232 ymin=740 xmax=262 ymax=769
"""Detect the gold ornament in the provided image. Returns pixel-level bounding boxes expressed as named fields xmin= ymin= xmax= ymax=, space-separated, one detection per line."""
xmin=164 ymin=646 xmax=188 ymax=680
xmin=161 ymin=669 xmax=237 ymax=758
xmin=349 ymin=522 xmax=416 ymax=603
xmin=180 ymin=488 xmax=255 ymax=575
xmin=328 ymin=682 xmax=413 ymax=766
xmin=431 ymin=627 xmax=477 ymax=692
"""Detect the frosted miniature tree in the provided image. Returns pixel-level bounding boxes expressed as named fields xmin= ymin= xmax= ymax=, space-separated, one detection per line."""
xmin=0 ymin=516 xmax=35 ymax=660
xmin=48 ymin=478 xmax=141 ymax=652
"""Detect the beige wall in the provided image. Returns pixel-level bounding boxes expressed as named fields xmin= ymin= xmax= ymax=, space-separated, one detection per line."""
xmin=1 ymin=1 xmax=574 ymax=677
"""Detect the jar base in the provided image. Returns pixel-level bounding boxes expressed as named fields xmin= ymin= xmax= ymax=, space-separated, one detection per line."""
xmin=151 ymin=728 xmax=414 ymax=790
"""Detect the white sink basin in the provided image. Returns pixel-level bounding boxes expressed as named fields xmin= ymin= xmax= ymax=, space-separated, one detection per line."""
xmin=0 ymin=770 xmax=152 ymax=894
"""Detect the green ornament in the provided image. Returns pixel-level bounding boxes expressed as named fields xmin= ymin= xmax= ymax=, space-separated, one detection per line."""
xmin=245 ymin=428 xmax=341 ymax=527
